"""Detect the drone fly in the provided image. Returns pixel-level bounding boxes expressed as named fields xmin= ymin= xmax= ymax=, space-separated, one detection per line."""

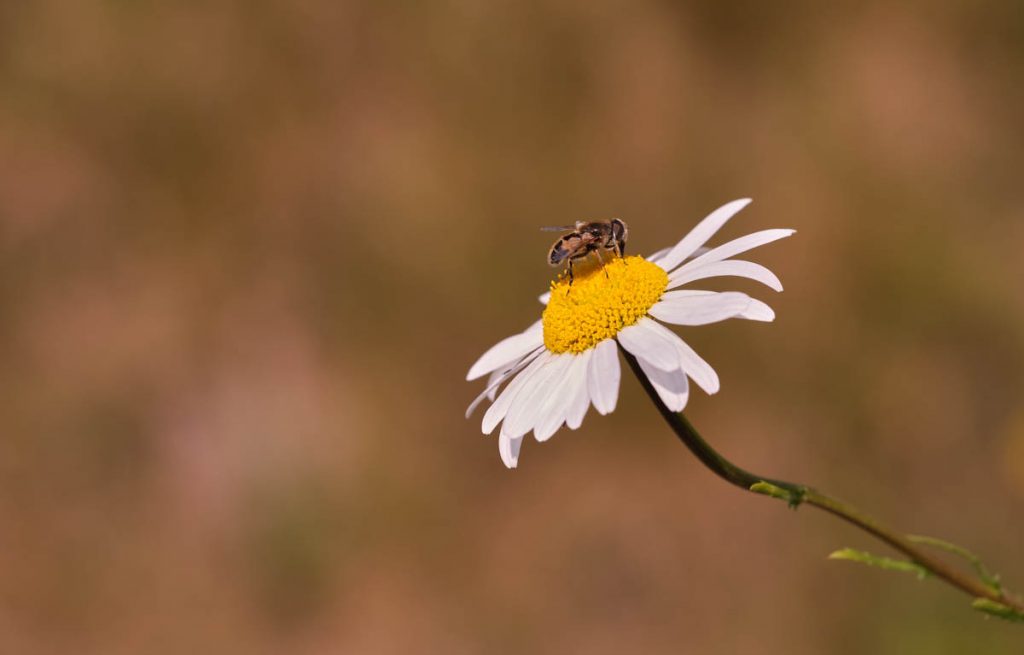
xmin=542 ymin=218 xmax=628 ymax=287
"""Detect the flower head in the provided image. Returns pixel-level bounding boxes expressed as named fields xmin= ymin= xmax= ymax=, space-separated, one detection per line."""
xmin=466 ymin=199 xmax=793 ymax=468
xmin=542 ymin=256 xmax=667 ymax=354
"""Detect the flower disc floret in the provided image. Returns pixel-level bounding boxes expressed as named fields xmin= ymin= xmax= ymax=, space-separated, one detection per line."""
xmin=542 ymin=256 xmax=668 ymax=354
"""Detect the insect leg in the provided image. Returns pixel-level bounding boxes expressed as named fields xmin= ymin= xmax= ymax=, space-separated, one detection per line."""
xmin=566 ymin=251 xmax=591 ymax=293
xmin=594 ymin=248 xmax=609 ymax=278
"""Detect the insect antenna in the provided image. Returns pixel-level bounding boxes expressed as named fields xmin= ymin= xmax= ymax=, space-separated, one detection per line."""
xmin=540 ymin=225 xmax=575 ymax=232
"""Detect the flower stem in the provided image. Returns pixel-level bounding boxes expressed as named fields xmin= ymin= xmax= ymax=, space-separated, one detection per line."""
xmin=621 ymin=350 xmax=1024 ymax=615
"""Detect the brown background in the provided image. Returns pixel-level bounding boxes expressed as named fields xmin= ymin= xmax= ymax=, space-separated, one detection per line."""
xmin=2 ymin=1 xmax=1023 ymax=653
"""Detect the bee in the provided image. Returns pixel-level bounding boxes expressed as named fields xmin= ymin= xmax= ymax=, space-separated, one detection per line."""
xmin=542 ymin=218 xmax=628 ymax=287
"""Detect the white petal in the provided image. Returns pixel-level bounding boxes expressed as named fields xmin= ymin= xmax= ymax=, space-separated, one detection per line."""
xmin=538 ymin=291 xmax=551 ymax=305
xmin=532 ymin=355 xmax=579 ymax=442
xmin=587 ymin=339 xmax=620 ymax=415
xmin=632 ymin=318 xmax=720 ymax=395
xmin=466 ymin=346 xmax=545 ymax=418
xmin=646 ymin=246 xmax=672 ymax=263
xmin=653 ymin=289 xmax=716 ymax=299
xmin=649 ymin=291 xmax=752 ymax=326
xmin=499 ymin=358 xmax=557 ymax=439
xmin=650 ymin=246 xmax=711 ymax=265
xmin=656 ymin=199 xmax=752 ymax=272
xmin=485 ymin=340 xmax=546 ymax=399
xmin=533 ymin=404 xmax=565 ymax=441
xmin=502 ymin=353 xmax=569 ymax=439
xmin=466 ymin=321 xmax=543 ymax=381
xmin=499 ymin=429 xmax=524 ymax=468
xmin=486 ymin=367 xmax=506 ymax=398
xmin=616 ymin=317 xmax=681 ymax=371
xmin=485 ymin=364 xmax=516 ymax=401
xmin=668 ymin=259 xmax=783 ymax=292
xmin=672 ymin=335 xmax=720 ymax=395
xmin=674 ymin=229 xmax=795 ymax=277
xmin=564 ymin=350 xmax=592 ymax=429
xmin=482 ymin=352 xmax=550 ymax=434
xmin=738 ymin=298 xmax=775 ymax=322
xmin=636 ymin=356 xmax=689 ymax=412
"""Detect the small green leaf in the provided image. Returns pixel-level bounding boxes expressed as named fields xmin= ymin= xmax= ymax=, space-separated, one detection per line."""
xmin=828 ymin=547 xmax=930 ymax=580
xmin=971 ymin=598 xmax=1024 ymax=623
xmin=908 ymin=534 xmax=1002 ymax=593
xmin=750 ymin=481 xmax=805 ymax=509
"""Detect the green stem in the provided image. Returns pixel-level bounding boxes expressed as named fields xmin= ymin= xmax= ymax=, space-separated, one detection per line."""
xmin=621 ymin=350 xmax=1023 ymax=615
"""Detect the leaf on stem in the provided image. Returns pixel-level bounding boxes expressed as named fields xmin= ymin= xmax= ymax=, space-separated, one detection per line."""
xmin=749 ymin=481 xmax=804 ymax=509
xmin=972 ymin=599 xmax=1024 ymax=623
xmin=908 ymin=534 xmax=1002 ymax=593
xmin=827 ymin=548 xmax=930 ymax=580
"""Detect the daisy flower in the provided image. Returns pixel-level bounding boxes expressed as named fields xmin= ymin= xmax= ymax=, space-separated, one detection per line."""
xmin=466 ymin=199 xmax=793 ymax=468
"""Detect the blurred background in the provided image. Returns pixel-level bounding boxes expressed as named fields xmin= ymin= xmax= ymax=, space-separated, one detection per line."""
xmin=2 ymin=1 xmax=1023 ymax=653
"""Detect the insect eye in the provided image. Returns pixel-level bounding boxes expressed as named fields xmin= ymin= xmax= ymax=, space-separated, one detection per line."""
xmin=611 ymin=220 xmax=626 ymax=240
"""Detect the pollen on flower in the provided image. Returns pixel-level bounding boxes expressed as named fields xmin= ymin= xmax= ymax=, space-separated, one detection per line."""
xmin=542 ymin=256 xmax=668 ymax=354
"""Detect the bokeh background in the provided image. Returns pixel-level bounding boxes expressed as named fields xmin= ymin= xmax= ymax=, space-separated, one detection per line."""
xmin=2 ymin=1 xmax=1024 ymax=653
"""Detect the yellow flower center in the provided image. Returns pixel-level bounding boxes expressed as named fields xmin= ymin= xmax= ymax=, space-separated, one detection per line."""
xmin=542 ymin=256 xmax=668 ymax=354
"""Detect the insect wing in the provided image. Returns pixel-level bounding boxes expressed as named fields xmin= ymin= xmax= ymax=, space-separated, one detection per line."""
xmin=548 ymin=233 xmax=583 ymax=265
xmin=549 ymin=247 xmax=571 ymax=265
